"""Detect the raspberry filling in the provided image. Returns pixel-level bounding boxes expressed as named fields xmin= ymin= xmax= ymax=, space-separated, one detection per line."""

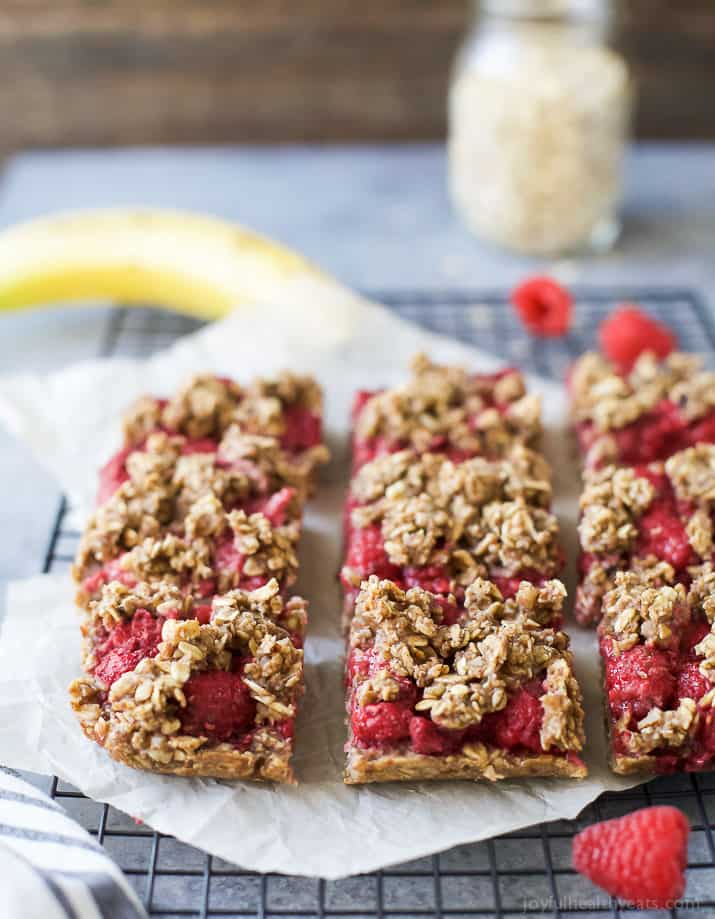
xmin=249 ymin=486 xmax=297 ymax=527
xmin=350 ymin=370 xmax=521 ymax=472
xmin=350 ymin=658 xmax=550 ymax=758
xmin=576 ymin=401 xmax=715 ymax=468
xmin=280 ymin=405 xmax=322 ymax=451
xmin=82 ymin=558 xmax=138 ymax=597
xmin=341 ymin=524 xmax=402 ymax=586
xmin=93 ymin=609 xmax=165 ymax=686
xmin=179 ymin=669 xmax=257 ymax=742
xmin=213 ymin=533 xmax=273 ymax=592
xmin=603 ymin=640 xmax=676 ymax=723
xmin=603 ymin=614 xmax=715 ymax=769
xmin=579 ymin=467 xmax=711 ymax=599
xmin=481 ymin=682 xmax=545 ymax=754
xmin=342 ymin=522 xmax=552 ymax=603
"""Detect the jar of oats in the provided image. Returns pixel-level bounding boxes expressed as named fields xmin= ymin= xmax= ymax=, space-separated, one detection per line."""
xmin=448 ymin=0 xmax=632 ymax=255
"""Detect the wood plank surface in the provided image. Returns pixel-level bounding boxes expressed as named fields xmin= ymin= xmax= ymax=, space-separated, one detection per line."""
xmin=0 ymin=1 xmax=712 ymax=149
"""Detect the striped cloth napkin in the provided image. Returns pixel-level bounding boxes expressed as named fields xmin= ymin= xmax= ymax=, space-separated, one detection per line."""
xmin=0 ymin=767 xmax=147 ymax=919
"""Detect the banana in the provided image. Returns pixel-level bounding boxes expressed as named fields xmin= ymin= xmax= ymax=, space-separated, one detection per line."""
xmin=0 ymin=209 xmax=328 ymax=320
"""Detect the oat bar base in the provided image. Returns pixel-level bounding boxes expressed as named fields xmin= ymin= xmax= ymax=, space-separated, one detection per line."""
xmin=345 ymin=742 xmax=587 ymax=784
xmin=74 ymin=710 xmax=295 ymax=783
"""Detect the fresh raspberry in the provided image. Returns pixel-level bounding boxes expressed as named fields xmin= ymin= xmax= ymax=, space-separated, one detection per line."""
xmin=180 ymin=670 xmax=256 ymax=741
xmin=342 ymin=525 xmax=402 ymax=584
xmin=281 ymin=406 xmax=322 ymax=451
xmin=93 ymin=648 xmax=144 ymax=686
xmin=484 ymin=684 xmax=544 ymax=753
xmin=351 ymin=701 xmax=412 ymax=747
xmin=599 ymin=305 xmax=676 ymax=374
xmin=409 ymin=716 xmax=464 ymax=756
xmin=511 ymin=276 xmax=573 ymax=338
xmin=603 ymin=642 xmax=675 ymax=721
xmin=636 ymin=507 xmax=695 ymax=570
xmin=572 ymin=806 xmax=689 ymax=908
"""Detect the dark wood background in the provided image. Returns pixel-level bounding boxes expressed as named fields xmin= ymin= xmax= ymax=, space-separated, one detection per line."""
xmin=1 ymin=0 xmax=713 ymax=150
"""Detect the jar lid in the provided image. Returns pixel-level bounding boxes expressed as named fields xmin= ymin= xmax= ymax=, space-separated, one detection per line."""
xmin=481 ymin=0 xmax=607 ymax=18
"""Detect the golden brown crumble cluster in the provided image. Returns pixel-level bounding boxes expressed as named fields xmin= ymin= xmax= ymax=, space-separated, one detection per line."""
xmin=355 ymin=354 xmax=541 ymax=456
xmin=578 ymin=465 xmax=655 ymax=555
xmin=599 ymin=564 xmax=683 ymax=652
xmin=74 ymin=389 xmax=328 ymax=591
xmin=70 ymin=581 xmax=305 ymax=777
xmin=124 ymin=372 xmax=324 ymax=445
xmin=570 ymin=350 xmax=712 ymax=432
xmin=343 ymin=357 xmax=590 ymax=782
xmin=600 ymin=565 xmax=715 ymax=760
xmin=70 ymin=372 xmax=326 ymax=782
xmin=350 ymin=577 xmax=584 ymax=751
xmin=576 ymin=446 xmax=715 ymax=629
xmin=348 ymin=447 xmax=559 ymax=586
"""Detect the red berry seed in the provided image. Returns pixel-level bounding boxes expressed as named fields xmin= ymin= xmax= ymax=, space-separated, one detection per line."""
xmin=572 ymin=805 xmax=689 ymax=909
xmin=599 ymin=305 xmax=676 ymax=373
xmin=511 ymin=276 xmax=573 ymax=337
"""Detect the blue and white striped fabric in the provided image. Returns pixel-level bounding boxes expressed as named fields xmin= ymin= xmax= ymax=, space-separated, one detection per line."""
xmin=0 ymin=767 xmax=147 ymax=919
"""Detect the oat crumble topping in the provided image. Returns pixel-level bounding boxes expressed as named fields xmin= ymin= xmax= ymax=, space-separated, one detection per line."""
xmin=578 ymin=465 xmax=654 ymax=554
xmin=350 ymin=577 xmax=582 ymax=745
xmin=355 ymin=354 xmax=540 ymax=454
xmin=351 ymin=446 xmax=552 ymax=513
xmin=623 ymin=699 xmax=698 ymax=754
xmin=665 ymin=445 xmax=715 ymax=503
xmin=162 ymin=375 xmax=244 ymax=440
xmin=599 ymin=567 xmax=684 ymax=652
xmin=70 ymin=581 xmax=304 ymax=770
xmin=540 ymin=658 xmax=586 ymax=752
xmin=570 ymin=351 xmax=704 ymax=431
xmin=350 ymin=449 xmax=559 ymax=582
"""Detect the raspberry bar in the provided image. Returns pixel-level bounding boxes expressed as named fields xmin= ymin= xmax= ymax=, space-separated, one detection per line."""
xmin=69 ymin=372 xmax=327 ymax=782
xmin=351 ymin=353 xmax=541 ymax=472
xmin=569 ymin=350 xmax=715 ymax=469
xmin=599 ymin=565 xmax=715 ymax=775
xmin=341 ymin=445 xmax=562 ymax=627
xmin=345 ymin=576 xmax=586 ymax=783
xmin=70 ymin=582 xmax=305 ymax=781
xmin=99 ymin=372 xmax=328 ymax=503
xmin=576 ymin=445 xmax=715 ymax=626
xmin=342 ymin=357 xmax=586 ymax=782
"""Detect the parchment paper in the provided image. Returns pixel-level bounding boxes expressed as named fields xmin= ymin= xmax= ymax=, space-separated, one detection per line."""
xmin=0 ymin=281 xmax=641 ymax=878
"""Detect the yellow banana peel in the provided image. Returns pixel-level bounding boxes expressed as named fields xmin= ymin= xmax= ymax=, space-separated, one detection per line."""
xmin=0 ymin=209 xmax=326 ymax=321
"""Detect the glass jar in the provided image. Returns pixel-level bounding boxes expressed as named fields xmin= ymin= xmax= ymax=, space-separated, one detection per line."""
xmin=448 ymin=0 xmax=633 ymax=256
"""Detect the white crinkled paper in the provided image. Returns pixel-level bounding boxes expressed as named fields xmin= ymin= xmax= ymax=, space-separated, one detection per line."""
xmin=0 ymin=279 xmax=641 ymax=878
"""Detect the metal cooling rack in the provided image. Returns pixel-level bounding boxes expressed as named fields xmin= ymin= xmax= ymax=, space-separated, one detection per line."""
xmin=36 ymin=289 xmax=715 ymax=918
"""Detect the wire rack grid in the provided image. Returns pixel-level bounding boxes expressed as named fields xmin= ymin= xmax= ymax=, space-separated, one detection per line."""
xmin=36 ymin=288 xmax=715 ymax=919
